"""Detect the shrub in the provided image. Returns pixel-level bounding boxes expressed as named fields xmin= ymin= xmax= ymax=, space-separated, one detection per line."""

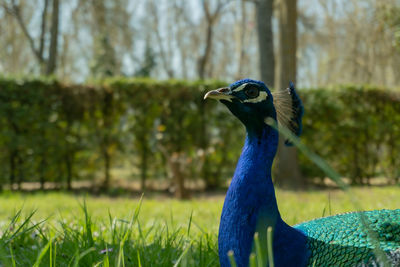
xmin=0 ymin=78 xmax=399 ymax=193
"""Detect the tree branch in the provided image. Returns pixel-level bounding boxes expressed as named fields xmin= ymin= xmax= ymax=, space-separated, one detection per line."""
xmin=39 ymin=0 xmax=49 ymax=61
xmin=148 ymin=0 xmax=174 ymax=78
xmin=198 ymin=0 xmax=231 ymax=79
xmin=6 ymin=0 xmax=43 ymax=63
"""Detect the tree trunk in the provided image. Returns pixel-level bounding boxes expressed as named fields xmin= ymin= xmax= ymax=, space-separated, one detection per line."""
xmin=199 ymin=100 xmax=217 ymax=189
xmin=197 ymin=1 xmax=225 ymax=79
xmin=39 ymin=0 xmax=49 ymax=73
xmin=169 ymin=153 xmax=187 ymax=199
xmin=198 ymin=22 xmax=214 ymax=79
xmin=103 ymin=148 xmax=111 ymax=191
xmin=17 ymin=155 xmax=23 ymax=190
xmin=46 ymin=0 xmax=59 ymax=75
xmin=39 ymin=157 xmax=46 ymax=190
xmin=101 ymin=91 xmax=113 ymax=191
xmin=65 ymin=154 xmax=72 ymax=190
xmin=256 ymin=0 xmax=275 ymax=86
xmin=275 ymin=0 xmax=297 ymax=99
xmin=140 ymin=145 xmax=148 ymax=191
xmin=9 ymin=151 xmax=16 ymax=190
xmin=274 ymin=0 xmax=304 ymax=188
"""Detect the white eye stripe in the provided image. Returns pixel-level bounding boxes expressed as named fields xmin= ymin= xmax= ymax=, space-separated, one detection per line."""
xmin=232 ymin=83 xmax=248 ymax=92
xmin=243 ymin=91 xmax=268 ymax=103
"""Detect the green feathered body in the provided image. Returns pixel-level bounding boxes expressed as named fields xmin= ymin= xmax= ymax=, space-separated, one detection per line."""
xmin=295 ymin=209 xmax=400 ymax=266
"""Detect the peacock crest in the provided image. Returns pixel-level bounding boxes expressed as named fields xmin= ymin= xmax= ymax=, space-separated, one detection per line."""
xmin=271 ymin=82 xmax=304 ymax=145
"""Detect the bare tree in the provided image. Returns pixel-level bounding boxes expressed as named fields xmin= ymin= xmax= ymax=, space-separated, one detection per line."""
xmin=2 ymin=0 xmax=59 ymax=75
xmin=296 ymin=0 xmax=400 ymax=88
xmin=90 ymin=0 xmax=120 ymax=77
xmin=172 ymin=1 xmax=192 ymax=79
xmin=197 ymin=0 xmax=229 ymax=79
xmin=147 ymin=0 xmax=175 ymax=78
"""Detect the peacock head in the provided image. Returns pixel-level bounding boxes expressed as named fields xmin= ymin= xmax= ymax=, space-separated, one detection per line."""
xmin=204 ymin=78 xmax=304 ymax=143
xmin=204 ymin=79 xmax=275 ymax=133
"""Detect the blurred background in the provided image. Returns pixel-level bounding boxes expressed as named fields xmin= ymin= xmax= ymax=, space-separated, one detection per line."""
xmin=1 ymin=0 xmax=400 ymax=198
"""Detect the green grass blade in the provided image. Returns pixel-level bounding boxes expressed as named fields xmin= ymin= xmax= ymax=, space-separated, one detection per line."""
xmin=328 ymin=192 xmax=332 ymax=215
xmin=267 ymin=227 xmax=274 ymax=267
xmin=4 ymin=210 xmax=45 ymax=245
xmin=7 ymin=219 xmax=46 ymax=244
xmin=1 ymin=209 xmax=22 ymax=240
xmin=0 ymin=244 xmax=13 ymax=267
xmin=9 ymin=243 xmax=16 ymax=267
xmin=227 ymin=250 xmax=237 ymax=267
xmin=49 ymin=234 xmax=53 ymax=267
xmin=187 ymin=210 xmax=193 ymax=236
xmin=68 ymin=249 xmax=79 ymax=267
xmin=117 ymin=240 xmax=125 ymax=267
xmin=73 ymin=247 xmax=96 ymax=267
xmin=103 ymin=244 xmax=110 ymax=267
xmin=33 ymin=236 xmax=53 ymax=267
xmin=103 ymin=254 xmax=110 ymax=267
xmin=80 ymin=199 xmax=94 ymax=248
xmin=265 ymin=118 xmax=347 ymax=189
xmin=253 ymin=233 xmax=264 ymax=267
xmin=173 ymin=242 xmax=192 ymax=267
xmin=137 ymin=250 xmax=142 ymax=267
xmin=249 ymin=253 xmax=256 ymax=267
xmin=53 ymin=240 xmax=57 ymax=267
xmin=117 ymin=194 xmax=144 ymax=267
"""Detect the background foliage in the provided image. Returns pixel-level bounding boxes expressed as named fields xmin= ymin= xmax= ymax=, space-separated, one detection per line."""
xmin=0 ymin=79 xmax=399 ymax=194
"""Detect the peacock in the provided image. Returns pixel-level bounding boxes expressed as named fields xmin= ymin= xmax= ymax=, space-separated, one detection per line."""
xmin=204 ymin=79 xmax=400 ymax=267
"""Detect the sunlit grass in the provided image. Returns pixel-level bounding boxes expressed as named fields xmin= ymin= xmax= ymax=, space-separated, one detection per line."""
xmin=0 ymin=186 xmax=398 ymax=226
xmin=0 ymin=186 xmax=398 ymax=266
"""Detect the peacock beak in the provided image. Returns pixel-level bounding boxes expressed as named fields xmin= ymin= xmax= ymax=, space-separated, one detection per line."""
xmin=204 ymin=87 xmax=235 ymax=102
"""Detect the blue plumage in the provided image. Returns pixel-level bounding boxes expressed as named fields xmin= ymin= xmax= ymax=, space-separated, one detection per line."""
xmin=204 ymin=79 xmax=400 ymax=267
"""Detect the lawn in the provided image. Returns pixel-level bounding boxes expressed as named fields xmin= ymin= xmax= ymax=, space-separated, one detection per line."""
xmin=0 ymin=186 xmax=398 ymax=266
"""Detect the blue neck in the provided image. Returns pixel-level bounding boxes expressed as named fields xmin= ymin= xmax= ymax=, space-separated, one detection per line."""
xmin=218 ymin=124 xmax=308 ymax=267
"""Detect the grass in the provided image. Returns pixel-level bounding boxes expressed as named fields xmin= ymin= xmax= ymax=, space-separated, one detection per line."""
xmin=0 ymin=186 xmax=398 ymax=266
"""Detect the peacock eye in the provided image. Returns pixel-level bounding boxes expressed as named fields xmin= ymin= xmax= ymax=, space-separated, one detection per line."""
xmin=244 ymin=86 xmax=259 ymax=98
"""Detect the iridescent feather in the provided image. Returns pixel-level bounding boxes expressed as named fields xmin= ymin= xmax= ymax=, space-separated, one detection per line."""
xmin=296 ymin=209 xmax=400 ymax=266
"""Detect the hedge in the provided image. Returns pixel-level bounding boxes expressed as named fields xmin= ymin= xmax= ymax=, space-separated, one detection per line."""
xmin=0 ymin=78 xmax=399 ymax=194
xmin=301 ymin=85 xmax=400 ymax=184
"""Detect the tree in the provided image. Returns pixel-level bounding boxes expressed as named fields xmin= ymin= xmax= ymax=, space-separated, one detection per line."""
xmin=197 ymin=0 xmax=229 ymax=79
xmin=135 ymin=39 xmax=156 ymax=77
xmin=256 ymin=0 xmax=274 ymax=86
xmin=296 ymin=0 xmax=400 ymax=88
xmin=46 ymin=0 xmax=59 ymax=74
xmin=89 ymin=1 xmax=120 ymax=78
xmin=274 ymin=0 xmax=304 ymax=188
xmin=2 ymin=0 xmax=60 ymax=75
xmin=146 ymin=0 xmax=175 ymax=78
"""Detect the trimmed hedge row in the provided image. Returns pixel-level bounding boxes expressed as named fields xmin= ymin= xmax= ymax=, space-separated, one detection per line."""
xmin=301 ymin=85 xmax=400 ymax=184
xmin=0 ymin=78 xmax=244 ymax=196
xmin=0 ymin=78 xmax=399 ymax=194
